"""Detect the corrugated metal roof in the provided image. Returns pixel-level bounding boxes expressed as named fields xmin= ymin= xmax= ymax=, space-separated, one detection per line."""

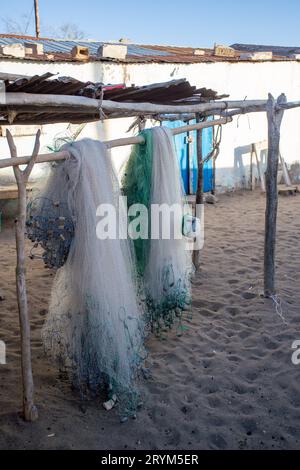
xmin=0 ymin=34 xmax=295 ymax=63
xmin=1 ymin=75 xmax=227 ymax=102
xmin=0 ymin=34 xmax=170 ymax=58
xmin=231 ymin=43 xmax=300 ymax=57
xmin=0 ymin=76 xmax=228 ymax=124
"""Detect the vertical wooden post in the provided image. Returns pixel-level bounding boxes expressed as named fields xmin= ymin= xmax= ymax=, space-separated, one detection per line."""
xmin=6 ymin=129 xmax=41 ymax=421
xmin=195 ymin=114 xmax=204 ymax=205
xmin=212 ymin=154 xmax=216 ymax=195
xmin=250 ymin=145 xmax=255 ymax=190
xmin=193 ymin=113 xmax=204 ymax=271
xmin=34 ymin=0 xmax=40 ymax=38
xmin=264 ymin=93 xmax=286 ymax=297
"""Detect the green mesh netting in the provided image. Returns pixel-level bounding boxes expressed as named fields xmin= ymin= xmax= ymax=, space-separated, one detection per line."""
xmin=122 ymin=129 xmax=153 ymax=275
xmin=122 ymin=127 xmax=193 ymax=335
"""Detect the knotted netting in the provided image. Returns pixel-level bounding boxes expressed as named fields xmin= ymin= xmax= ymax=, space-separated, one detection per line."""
xmin=123 ymin=127 xmax=193 ymax=334
xmin=29 ymin=139 xmax=146 ymax=417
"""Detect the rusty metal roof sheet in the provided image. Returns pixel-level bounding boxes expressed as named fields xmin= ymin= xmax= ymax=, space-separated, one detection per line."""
xmin=0 ymin=34 xmax=293 ymax=64
xmin=231 ymin=43 xmax=300 ymax=57
xmin=0 ymin=76 xmax=228 ymax=124
xmin=0 ymin=34 xmax=177 ymax=62
xmin=1 ymin=75 xmax=227 ymax=102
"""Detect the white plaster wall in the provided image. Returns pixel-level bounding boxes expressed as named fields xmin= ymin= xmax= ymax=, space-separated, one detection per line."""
xmin=102 ymin=60 xmax=300 ymax=190
xmin=1 ymin=58 xmax=300 ymax=191
xmin=0 ymin=58 xmax=105 ymax=183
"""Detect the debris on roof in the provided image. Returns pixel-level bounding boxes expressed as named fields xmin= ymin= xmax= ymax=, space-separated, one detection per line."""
xmin=239 ymin=51 xmax=273 ymax=61
xmin=0 ymin=34 xmax=295 ymax=64
xmin=0 ymin=75 xmax=228 ymax=124
xmin=231 ymin=43 xmax=300 ymax=59
xmin=1 ymin=74 xmax=227 ymax=102
xmin=214 ymin=44 xmax=236 ymax=58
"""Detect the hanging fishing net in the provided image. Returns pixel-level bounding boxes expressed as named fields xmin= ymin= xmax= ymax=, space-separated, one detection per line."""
xmin=122 ymin=130 xmax=153 ymax=275
xmin=123 ymin=127 xmax=193 ymax=334
xmin=28 ymin=139 xmax=146 ymax=417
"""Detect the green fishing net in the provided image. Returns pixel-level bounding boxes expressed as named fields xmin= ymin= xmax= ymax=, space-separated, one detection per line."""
xmin=122 ymin=129 xmax=153 ymax=275
xmin=122 ymin=127 xmax=193 ymax=334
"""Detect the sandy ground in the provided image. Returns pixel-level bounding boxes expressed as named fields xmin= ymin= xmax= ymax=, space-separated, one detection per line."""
xmin=0 ymin=190 xmax=300 ymax=450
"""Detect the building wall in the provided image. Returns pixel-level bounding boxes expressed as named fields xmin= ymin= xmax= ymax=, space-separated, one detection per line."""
xmin=1 ymin=58 xmax=300 ymax=191
xmin=102 ymin=60 xmax=300 ymax=191
xmin=0 ymin=58 xmax=105 ymax=184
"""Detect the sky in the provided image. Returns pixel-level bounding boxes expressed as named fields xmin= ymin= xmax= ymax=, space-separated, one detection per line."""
xmin=0 ymin=0 xmax=299 ymax=48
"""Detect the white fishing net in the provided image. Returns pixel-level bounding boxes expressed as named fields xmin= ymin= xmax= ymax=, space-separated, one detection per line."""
xmin=36 ymin=139 xmax=145 ymax=416
xmin=144 ymin=127 xmax=193 ymax=331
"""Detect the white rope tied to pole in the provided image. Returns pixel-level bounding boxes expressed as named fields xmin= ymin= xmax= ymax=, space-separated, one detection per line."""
xmin=270 ymin=294 xmax=287 ymax=324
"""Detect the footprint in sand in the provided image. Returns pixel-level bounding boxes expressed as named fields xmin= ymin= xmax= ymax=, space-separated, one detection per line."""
xmin=226 ymin=307 xmax=239 ymax=317
xmin=242 ymin=292 xmax=257 ymax=300
xmin=244 ymin=370 xmax=259 ymax=382
xmin=240 ymin=417 xmax=258 ymax=434
xmin=228 ymin=279 xmax=239 ymax=285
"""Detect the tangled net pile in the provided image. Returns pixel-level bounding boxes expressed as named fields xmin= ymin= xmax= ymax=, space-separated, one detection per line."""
xmin=123 ymin=127 xmax=193 ymax=334
xmin=26 ymin=197 xmax=74 ymax=269
xmin=27 ymin=139 xmax=145 ymax=418
xmin=26 ymin=129 xmax=193 ymax=417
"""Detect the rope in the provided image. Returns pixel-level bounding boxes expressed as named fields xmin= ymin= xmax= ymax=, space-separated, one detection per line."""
xmin=201 ymin=124 xmax=223 ymax=165
xmin=270 ymin=293 xmax=288 ymax=324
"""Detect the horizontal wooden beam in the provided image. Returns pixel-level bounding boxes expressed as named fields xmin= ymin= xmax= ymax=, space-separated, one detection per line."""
xmin=102 ymin=98 xmax=267 ymax=115
xmin=0 ymin=92 xmax=267 ymax=117
xmin=1 ymin=93 xmax=300 ymax=124
xmin=125 ymin=100 xmax=300 ymax=123
xmin=0 ymin=117 xmax=231 ymax=170
xmin=0 ymin=185 xmax=33 ymax=200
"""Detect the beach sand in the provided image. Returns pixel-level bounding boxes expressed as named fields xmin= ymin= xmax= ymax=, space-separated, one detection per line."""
xmin=0 ymin=190 xmax=300 ymax=450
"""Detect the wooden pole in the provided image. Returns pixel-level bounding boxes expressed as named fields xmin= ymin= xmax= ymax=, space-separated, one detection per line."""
xmin=2 ymin=93 xmax=300 ymax=124
xmin=264 ymin=93 xmax=286 ymax=297
xmin=0 ymin=117 xmax=231 ymax=170
xmin=195 ymin=114 xmax=204 ymax=205
xmin=0 ymin=93 xmax=268 ymax=116
xmin=193 ymin=114 xmax=204 ymax=271
xmin=34 ymin=0 xmax=40 ymax=38
xmin=6 ymin=130 xmax=40 ymax=421
xmin=211 ymin=125 xmax=221 ymax=196
xmin=250 ymin=146 xmax=255 ymax=190
xmin=212 ymin=153 xmax=216 ymax=195
xmin=151 ymin=98 xmax=300 ymax=122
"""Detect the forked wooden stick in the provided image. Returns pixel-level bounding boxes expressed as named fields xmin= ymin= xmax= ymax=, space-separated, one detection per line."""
xmin=192 ymin=113 xmax=204 ymax=271
xmin=6 ymin=129 xmax=41 ymax=422
xmin=264 ymin=94 xmax=286 ymax=297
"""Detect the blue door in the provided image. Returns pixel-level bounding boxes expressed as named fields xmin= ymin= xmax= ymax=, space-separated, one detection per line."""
xmin=163 ymin=119 xmax=213 ymax=194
